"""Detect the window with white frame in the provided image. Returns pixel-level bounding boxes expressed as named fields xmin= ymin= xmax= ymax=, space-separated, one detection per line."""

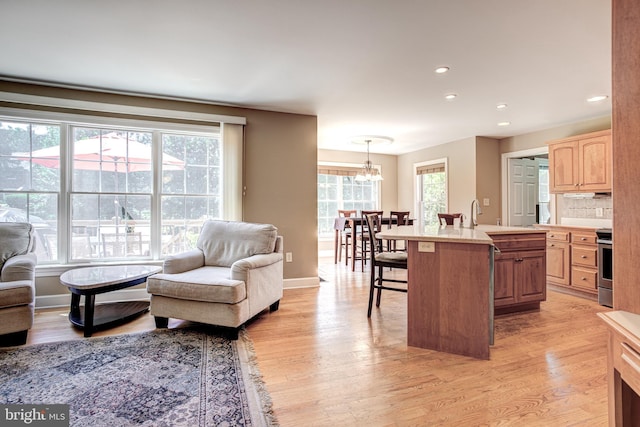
xmin=0 ymin=110 xmax=239 ymax=265
xmin=416 ymin=160 xmax=447 ymax=226
xmin=317 ymin=164 xmax=379 ymax=238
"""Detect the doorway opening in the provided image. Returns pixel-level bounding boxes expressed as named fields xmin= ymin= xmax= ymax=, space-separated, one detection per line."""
xmin=501 ymin=148 xmax=554 ymax=227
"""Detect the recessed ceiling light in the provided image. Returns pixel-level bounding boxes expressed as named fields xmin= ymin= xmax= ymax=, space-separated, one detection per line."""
xmin=496 ymin=103 xmax=508 ymax=110
xmin=434 ymin=66 xmax=450 ymax=74
xmin=445 ymin=93 xmax=457 ymax=100
xmin=587 ymin=95 xmax=608 ymax=103
xmin=497 ymin=121 xmax=511 ymax=127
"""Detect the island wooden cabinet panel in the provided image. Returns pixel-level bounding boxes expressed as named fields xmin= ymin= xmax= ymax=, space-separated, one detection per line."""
xmin=489 ymin=232 xmax=546 ymax=313
xmin=494 ymin=250 xmax=546 ymax=307
xmin=548 ymin=129 xmax=612 ymax=193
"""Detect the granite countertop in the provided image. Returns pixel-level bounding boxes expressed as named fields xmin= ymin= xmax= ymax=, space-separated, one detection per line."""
xmin=376 ymin=224 xmax=544 ymax=245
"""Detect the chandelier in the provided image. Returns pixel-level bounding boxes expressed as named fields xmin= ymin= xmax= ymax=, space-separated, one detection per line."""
xmin=353 ymin=136 xmax=393 ymax=182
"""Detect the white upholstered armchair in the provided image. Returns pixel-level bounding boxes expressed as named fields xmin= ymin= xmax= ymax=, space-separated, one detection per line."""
xmin=0 ymin=222 xmax=37 ymax=346
xmin=146 ymin=220 xmax=283 ymax=338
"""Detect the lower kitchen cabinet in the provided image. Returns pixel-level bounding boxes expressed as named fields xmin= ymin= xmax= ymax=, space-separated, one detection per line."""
xmin=535 ymin=225 xmax=599 ymax=298
xmin=546 ymin=231 xmax=570 ymax=286
xmin=490 ymin=232 xmax=547 ymax=314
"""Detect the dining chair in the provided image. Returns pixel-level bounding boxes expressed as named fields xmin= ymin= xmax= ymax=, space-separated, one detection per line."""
xmin=358 ymin=210 xmax=384 ymax=271
xmin=336 ymin=209 xmax=357 ymax=265
xmin=387 ymin=210 xmax=411 ymax=252
xmin=437 ymin=213 xmax=462 ymax=226
xmin=364 ymin=213 xmax=408 ymax=317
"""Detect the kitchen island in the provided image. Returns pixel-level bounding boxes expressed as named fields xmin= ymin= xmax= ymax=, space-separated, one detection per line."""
xmin=377 ymin=224 xmax=547 ymax=360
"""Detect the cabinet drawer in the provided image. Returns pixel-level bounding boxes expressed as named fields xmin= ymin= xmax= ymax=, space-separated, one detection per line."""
xmin=616 ymin=339 xmax=640 ymax=399
xmin=490 ymin=233 xmax=546 ymax=251
xmin=571 ymin=232 xmax=597 ymax=245
xmin=571 ymin=266 xmax=597 ymax=291
xmin=546 ymin=231 xmax=570 ymax=242
xmin=572 ymin=245 xmax=598 ymax=268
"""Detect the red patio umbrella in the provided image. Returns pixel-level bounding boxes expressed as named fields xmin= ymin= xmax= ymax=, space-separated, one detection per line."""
xmin=14 ymin=132 xmax=185 ymax=172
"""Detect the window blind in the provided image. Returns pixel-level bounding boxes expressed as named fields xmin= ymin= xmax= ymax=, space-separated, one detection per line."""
xmin=317 ymin=165 xmax=359 ymax=177
xmin=416 ymin=163 xmax=445 ymax=175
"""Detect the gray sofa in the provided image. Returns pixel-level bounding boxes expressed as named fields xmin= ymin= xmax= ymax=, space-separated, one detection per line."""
xmin=146 ymin=220 xmax=283 ymax=338
xmin=0 ymin=222 xmax=37 ymax=346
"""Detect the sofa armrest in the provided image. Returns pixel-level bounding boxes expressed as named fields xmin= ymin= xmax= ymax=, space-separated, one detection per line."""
xmin=163 ymin=249 xmax=205 ymax=274
xmin=230 ymin=253 xmax=283 ymax=281
xmin=1 ymin=253 xmax=37 ymax=283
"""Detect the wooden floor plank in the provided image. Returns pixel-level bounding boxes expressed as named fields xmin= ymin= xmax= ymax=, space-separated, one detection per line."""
xmin=24 ymin=256 xmax=610 ymax=426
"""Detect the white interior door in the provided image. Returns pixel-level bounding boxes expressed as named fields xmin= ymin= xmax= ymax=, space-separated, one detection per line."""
xmin=509 ymin=158 xmax=539 ymax=227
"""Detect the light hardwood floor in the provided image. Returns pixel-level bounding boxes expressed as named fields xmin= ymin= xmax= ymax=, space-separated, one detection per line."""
xmin=26 ymin=257 xmax=610 ymax=426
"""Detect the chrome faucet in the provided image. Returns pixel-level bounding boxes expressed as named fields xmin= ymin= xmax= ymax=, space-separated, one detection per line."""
xmin=470 ymin=199 xmax=482 ymax=229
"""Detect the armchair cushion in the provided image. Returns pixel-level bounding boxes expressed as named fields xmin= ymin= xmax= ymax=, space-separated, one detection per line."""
xmin=0 ymin=223 xmax=35 ymax=273
xmin=0 ymin=280 xmax=35 ymax=309
xmin=197 ymin=220 xmax=278 ymax=267
xmin=147 ymin=266 xmax=246 ymax=304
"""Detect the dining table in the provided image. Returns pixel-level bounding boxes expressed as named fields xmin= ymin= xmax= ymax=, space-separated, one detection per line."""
xmin=334 ymin=216 xmax=413 ymax=271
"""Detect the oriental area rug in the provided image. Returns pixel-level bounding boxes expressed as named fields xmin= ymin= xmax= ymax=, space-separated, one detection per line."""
xmin=0 ymin=328 xmax=278 ymax=427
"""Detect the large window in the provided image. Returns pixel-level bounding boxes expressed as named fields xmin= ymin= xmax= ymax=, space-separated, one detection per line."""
xmin=318 ymin=164 xmax=379 ymax=238
xmin=0 ymin=121 xmax=60 ymax=262
xmin=416 ymin=160 xmax=447 ymax=226
xmin=0 ymin=110 xmax=237 ymax=266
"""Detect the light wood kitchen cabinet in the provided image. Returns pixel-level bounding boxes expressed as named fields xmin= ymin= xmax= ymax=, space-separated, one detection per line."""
xmin=570 ymin=230 xmax=598 ymax=294
xmin=545 ymin=230 xmax=570 ymax=286
xmin=547 ymin=129 xmax=612 ymax=193
xmin=535 ymin=225 xmax=598 ymax=298
xmin=490 ymin=232 xmax=547 ymax=314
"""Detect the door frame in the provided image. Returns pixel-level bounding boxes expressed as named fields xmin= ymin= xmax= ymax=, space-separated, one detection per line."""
xmin=501 ymin=147 xmax=555 ymax=226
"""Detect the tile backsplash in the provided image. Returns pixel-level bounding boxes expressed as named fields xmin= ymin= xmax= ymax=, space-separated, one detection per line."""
xmin=560 ymin=194 xmax=613 ymax=219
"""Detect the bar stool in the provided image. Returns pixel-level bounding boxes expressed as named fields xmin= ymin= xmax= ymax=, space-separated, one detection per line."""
xmin=358 ymin=210 xmax=384 ymax=271
xmin=387 ymin=210 xmax=410 ymax=252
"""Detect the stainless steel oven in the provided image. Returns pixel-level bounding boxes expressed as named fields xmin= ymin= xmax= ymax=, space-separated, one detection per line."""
xmin=597 ymin=228 xmax=613 ymax=307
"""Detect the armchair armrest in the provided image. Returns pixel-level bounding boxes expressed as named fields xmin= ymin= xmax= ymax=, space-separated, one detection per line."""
xmin=163 ymin=249 xmax=205 ymax=274
xmin=231 ymin=253 xmax=283 ymax=281
xmin=1 ymin=253 xmax=37 ymax=283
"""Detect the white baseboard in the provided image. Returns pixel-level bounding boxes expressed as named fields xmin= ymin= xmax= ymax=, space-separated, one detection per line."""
xmin=284 ymin=277 xmax=320 ymax=289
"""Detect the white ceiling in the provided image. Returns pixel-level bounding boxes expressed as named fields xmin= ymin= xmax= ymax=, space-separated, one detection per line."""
xmin=0 ymin=0 xmax=611 ymax=155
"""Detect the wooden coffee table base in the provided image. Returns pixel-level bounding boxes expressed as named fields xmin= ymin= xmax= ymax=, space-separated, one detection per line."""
xmin=60 ymin=265 xmax=161 ymax=338
xmin=69 ymin=294 xmax=149 ymax=337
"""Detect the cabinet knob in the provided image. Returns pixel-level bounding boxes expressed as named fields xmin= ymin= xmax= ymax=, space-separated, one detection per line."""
xmin=549 ymin=234 xmax=555 ymax=238
xmin=582 ymin=277 xmax=587 ymax=280
xmin=581 ymin=237 xmax=587 ymax=241
xmin=581 ymin=255 xmax=587 ymax=259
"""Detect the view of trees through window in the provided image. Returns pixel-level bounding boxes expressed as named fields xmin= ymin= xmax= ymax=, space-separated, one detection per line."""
xmin=419 ymin=170 xmax=447 ymax=226
xmin=318 ymin=173 xmax=378 ymax=237
xmin=0 ymin=117 xmax=221 ymax=264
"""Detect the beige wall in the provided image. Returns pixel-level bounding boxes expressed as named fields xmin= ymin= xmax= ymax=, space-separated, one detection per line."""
xmin=0 ymin=81 xmax=318 ymax=297
xmin=499 ymin=115 xmax=611 ymax=154
xmin=397 ymin=137 xmax=477 ymax=217
xmin=476 ymin=137 xmax=501 ymax=225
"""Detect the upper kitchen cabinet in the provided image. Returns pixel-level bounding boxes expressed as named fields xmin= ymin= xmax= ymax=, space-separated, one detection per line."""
xmin=548 ymin=129 xmax=612 ymax=193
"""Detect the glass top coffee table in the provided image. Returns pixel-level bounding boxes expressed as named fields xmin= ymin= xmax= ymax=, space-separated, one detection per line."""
xmin=60 ymin=265 xmax=161 ymax=337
